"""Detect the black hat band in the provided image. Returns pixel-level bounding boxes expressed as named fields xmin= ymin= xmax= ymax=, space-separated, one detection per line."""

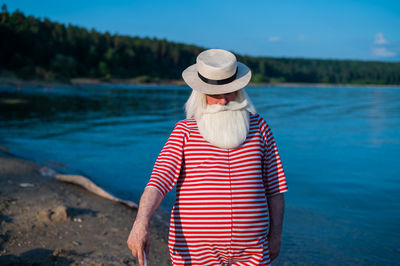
xmin=197 ymin=67 xmax=238 ymax=85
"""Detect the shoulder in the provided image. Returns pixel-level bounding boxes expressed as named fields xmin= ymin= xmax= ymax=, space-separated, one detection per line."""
xmin=174 ymin=118 xmax=195 ymax=130
xmin=249 ymin=113 xmax=270 ymax=130
xmin=172 ymin=119 xmax=194 ymax=140
xmin=250 ymin=113 xmax=275 ymax=143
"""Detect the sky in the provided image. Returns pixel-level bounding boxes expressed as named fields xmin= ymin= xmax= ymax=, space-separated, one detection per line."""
xmin=3 ymin=0 xmax=400 ymax=62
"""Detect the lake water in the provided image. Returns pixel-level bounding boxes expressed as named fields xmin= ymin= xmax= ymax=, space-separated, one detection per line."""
xmin=0 ymin=84 xmax=399 ymax=264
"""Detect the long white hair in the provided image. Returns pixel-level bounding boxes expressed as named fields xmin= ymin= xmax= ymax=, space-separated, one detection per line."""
xmin=184 ymin=89 xmax=256 ymax=120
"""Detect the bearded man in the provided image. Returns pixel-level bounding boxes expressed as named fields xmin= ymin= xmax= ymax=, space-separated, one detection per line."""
xmin=127 ymin=49 xmax=288 ymax=266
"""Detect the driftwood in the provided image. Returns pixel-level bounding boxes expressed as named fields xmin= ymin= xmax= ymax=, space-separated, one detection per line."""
xmin=45 ymin=159 xmax=68 ymax=169
xmin=55 ymin=174 xmax=138 ymax=209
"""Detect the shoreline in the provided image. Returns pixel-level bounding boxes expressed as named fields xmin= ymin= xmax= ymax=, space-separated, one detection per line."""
xmin=0 ymin=150 xmax=171 ymax=265
xmin=1 ymin=76 xmax=399 ymax=89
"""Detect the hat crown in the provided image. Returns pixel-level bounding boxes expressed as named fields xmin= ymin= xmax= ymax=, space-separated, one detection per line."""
xmin=197 ymin=49 xmax=237 ymax=80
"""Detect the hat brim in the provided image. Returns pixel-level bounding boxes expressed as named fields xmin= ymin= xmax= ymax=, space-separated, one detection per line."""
xmin=182 ymin=62 xmax=252 ymax=95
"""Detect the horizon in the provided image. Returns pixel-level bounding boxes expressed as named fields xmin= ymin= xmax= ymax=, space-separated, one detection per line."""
xmin=2 ymin=0 xmax=400 ymax=62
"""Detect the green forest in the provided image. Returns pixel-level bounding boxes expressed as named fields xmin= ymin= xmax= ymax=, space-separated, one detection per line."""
xmin=1 ymin=5 xmax=400 ymax=85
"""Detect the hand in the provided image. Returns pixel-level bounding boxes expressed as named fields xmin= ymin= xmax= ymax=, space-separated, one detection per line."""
xmin=268 ymin=235 xmax=281 ymax=262
xmin=127 ymin=222 xmax=150 ymax=266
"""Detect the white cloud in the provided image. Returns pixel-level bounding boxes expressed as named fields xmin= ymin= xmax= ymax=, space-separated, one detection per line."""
xmin=372 ymin=33 xmax=397 ymax=58
xmin=372 ymin=47 xmax=396 ymax=57
xmin=268 ymin=36 xmax=281 ymax=43
xmin=375 ymin=32 xmax=388 ymax=45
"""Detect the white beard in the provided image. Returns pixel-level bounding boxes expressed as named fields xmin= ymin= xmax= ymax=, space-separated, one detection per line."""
xmin=196 ymin=99 xmax=250 ymax=149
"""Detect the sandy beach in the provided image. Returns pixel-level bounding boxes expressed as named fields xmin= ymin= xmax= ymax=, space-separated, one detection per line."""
xmin=0 ymin=150 xmax=171 ymax=265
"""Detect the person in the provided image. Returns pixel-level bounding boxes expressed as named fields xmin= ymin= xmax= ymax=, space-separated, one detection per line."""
xmin=127 ymin=49 xmax=288 ymax=266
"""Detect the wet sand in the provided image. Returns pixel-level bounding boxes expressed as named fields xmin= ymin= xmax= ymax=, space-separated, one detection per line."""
xmin=0 ymin=151 xmax=170 ymax=265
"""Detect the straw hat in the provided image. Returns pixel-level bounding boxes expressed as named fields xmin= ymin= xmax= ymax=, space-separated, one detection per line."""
xmin=182 ymin=49 xmax=252 ymax=95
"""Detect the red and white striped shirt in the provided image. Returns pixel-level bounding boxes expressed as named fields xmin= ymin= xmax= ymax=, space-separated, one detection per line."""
xmin=147 ymin=113 xmax=288 ymax=265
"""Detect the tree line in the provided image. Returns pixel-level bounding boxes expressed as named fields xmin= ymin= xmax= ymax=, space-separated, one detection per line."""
xmin=1 ymin=5 xmax=399 ymax=85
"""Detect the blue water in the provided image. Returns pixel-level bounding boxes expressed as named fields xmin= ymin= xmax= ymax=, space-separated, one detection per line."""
xmin=1 ymin=84 xmax=399 ymax=264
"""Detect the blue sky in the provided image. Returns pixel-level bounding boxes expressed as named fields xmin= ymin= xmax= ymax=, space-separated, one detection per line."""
xmin=3 ymin=0 xmax=400 ymax=61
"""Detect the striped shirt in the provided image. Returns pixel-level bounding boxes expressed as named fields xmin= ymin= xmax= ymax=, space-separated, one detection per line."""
xmin=147 ymin=113 xmax=288 ymax=265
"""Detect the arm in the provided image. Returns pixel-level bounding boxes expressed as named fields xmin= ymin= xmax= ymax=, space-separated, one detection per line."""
xmin=127 ymin=121 xmax=187 ymax=265
xmin=260 ymin=120 xmax=288 ymax=261
xmin=267 ymin=193 xmax=285 ymax=262
xmin=127 ymin=187 xmax=163 ymax=266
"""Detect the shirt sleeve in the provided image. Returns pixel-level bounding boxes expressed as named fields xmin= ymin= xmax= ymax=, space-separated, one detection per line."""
xmin=145 ymin=120 xmax=189 ymax=197
xmin=260 ymin=118 xmax=288 ymax=197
